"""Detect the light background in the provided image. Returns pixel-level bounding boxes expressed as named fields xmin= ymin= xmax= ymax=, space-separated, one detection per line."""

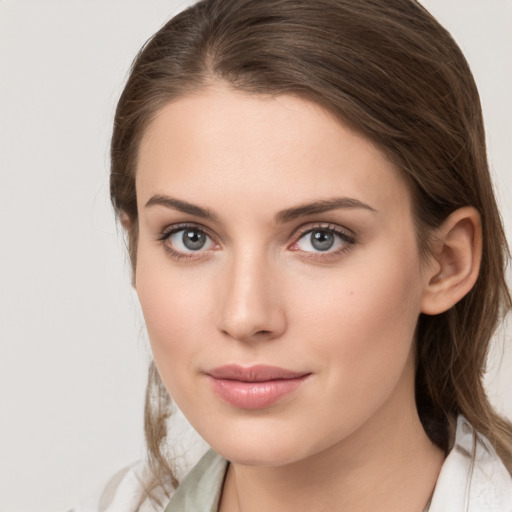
xmin=0 ymin=1 xmax=510 ymax=511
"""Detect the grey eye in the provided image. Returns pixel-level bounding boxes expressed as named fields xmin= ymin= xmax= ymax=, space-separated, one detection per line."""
xmin=182 ymin=229 xmax=207 ymax=250
xmin=167 ymin=228 xmax=216 ymax=253
xmin=294 ymin=228 xmax=348 ymax=253
xmin=310 ymin=230 xmax=335 ymax=251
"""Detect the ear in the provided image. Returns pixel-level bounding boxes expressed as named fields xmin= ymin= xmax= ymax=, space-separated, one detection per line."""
xmin=421 ymin=207 xmax=482 ymax=315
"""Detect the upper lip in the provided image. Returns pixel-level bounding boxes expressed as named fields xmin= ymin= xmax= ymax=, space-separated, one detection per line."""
xmin=206 ymin=364 xmax=310 ymax=382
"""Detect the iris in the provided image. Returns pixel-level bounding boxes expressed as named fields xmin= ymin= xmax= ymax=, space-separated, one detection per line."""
xmin=311 ymin=230 xmax=335 ymax=251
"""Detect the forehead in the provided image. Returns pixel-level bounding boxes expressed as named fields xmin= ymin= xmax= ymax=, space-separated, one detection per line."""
xmin=136 ymin=84 xmax=411 ymax=218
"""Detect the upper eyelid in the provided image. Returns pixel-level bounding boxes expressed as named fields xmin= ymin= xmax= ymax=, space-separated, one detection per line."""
xmin=158 ymin=222 xmax=216 ymax=240
xmin=291 ymin=222 xmax=356 ymax=240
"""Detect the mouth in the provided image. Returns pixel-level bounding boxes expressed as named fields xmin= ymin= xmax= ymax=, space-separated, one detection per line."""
xmin=205 ymin=364 xmax=312 ymax=409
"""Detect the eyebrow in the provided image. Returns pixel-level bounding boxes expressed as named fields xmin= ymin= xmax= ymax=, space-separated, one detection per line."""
xmin=145 ymin=195 xmax=220 ymax=222
xmin=145 ymin=194 xmax=376 ymax=224
xmin=274 ymin=197 xmax=377 ymax=224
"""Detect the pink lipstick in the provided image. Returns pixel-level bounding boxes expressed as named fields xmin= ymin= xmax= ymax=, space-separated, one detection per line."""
xmin=206 ymin=364 xmax=311 ymax=409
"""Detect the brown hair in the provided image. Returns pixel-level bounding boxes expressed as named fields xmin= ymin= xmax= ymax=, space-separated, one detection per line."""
xmin=110 ymin=0 xmax=512 ymax=502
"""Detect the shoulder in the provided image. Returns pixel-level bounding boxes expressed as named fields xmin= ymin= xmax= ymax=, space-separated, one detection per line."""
xmin=430 ymin=416 xmax=512 ymax=512
xmin=66 ymin=460 xmax=175 ymax=512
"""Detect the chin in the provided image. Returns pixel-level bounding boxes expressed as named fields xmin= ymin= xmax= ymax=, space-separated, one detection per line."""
xmin=218 ymin=443 xmax=303 ymax=467
xmin=202 ymin=422 xmax=325 ymax=467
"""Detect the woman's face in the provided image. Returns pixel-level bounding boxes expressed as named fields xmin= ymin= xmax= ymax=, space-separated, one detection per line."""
xmin=135 ymin=85 xmax=431 ymax=465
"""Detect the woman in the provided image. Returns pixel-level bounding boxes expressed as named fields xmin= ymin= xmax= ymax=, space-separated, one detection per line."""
xmin=100 ymin=0 xmax=512 ymax=510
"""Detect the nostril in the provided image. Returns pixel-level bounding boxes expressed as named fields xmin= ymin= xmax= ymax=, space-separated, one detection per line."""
xmin=252 ymin=330 xmax=273 ymax=339
xmin=221 ymin=327 xmax=276 ymax=343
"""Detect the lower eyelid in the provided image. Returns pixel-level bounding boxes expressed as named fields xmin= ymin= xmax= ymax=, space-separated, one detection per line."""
xmin=161 ymin=240 xmax=216 ymax=262
xmin=294 ymin=233 xmax=356 ymax=258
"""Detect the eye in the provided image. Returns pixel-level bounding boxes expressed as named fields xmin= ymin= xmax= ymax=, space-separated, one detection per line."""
xmin=291 ymin=226 xmax=354 ymax=254
xmin=161 ymin=226 xmax=217 ymax=256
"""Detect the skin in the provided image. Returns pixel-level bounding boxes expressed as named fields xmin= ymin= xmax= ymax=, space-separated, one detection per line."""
xmin=133 ymin=84 xmax=480 ymax=511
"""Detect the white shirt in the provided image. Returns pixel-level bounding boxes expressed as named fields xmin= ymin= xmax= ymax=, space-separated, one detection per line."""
xmin=69 ymin=416 xmax=512 ymax=512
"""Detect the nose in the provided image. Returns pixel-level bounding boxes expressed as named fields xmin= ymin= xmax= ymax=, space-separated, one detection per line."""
xmin=216 ymin=251 xmax=287 ymax=343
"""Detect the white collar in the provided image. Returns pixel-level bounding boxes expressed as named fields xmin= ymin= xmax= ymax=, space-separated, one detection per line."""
xmin=429 ymin=416 xmax=512 ymax=511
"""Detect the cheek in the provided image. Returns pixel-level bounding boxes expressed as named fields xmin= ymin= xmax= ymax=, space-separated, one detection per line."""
xmin=135 ymin=252 xmax=212 ymax=394
xmin=290 ymin=241 xmax=424 ymax=391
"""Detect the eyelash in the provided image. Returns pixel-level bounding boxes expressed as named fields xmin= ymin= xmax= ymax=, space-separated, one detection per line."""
xmin=157 ymin=223 xmax=218 ymax=261
xmin=290 ymin=223 xmax=356 ymax=261
xmin=156 ymin=222 xmax=356 ymax=262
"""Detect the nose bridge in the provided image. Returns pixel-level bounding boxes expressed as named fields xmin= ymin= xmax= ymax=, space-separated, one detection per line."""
xmin=217 ymin=245 xmax=285 ymax=342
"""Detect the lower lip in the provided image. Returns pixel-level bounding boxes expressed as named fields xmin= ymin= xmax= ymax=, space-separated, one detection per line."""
xmin=207 ymin=375 xmax=309 ymax=409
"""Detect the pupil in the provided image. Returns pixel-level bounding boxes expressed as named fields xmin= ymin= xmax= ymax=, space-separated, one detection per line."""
xmin=311 ymin=231 xmax=334 ymax=251
xmin=183 ymin=230 xmax=206 ymax=250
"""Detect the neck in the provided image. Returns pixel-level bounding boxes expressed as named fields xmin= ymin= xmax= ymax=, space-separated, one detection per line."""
xmin=219 ymin=369 xmax=444 ymax=512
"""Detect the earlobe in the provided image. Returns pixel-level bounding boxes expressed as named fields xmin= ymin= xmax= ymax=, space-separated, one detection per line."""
xmin=421 ymin=207 xmax=482 ymax=315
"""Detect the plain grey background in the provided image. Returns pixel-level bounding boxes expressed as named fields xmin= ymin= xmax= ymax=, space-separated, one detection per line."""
xmin=0 ymin=1 xmax=511 ymax=511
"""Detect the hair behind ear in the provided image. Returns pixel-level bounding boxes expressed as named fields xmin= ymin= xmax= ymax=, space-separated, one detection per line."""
xmin=415 ymin=201 xmax=512 ymax=466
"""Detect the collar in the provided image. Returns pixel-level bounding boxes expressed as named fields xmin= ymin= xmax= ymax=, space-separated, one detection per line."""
xmin=429 ymin=416 xmax=512 ymax=511
xmin=163 ymin=448 xmax=228 ymax=512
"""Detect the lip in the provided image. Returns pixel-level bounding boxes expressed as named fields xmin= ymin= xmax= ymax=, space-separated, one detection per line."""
xmin=206 ymin=364 xmax=311 ymax=410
